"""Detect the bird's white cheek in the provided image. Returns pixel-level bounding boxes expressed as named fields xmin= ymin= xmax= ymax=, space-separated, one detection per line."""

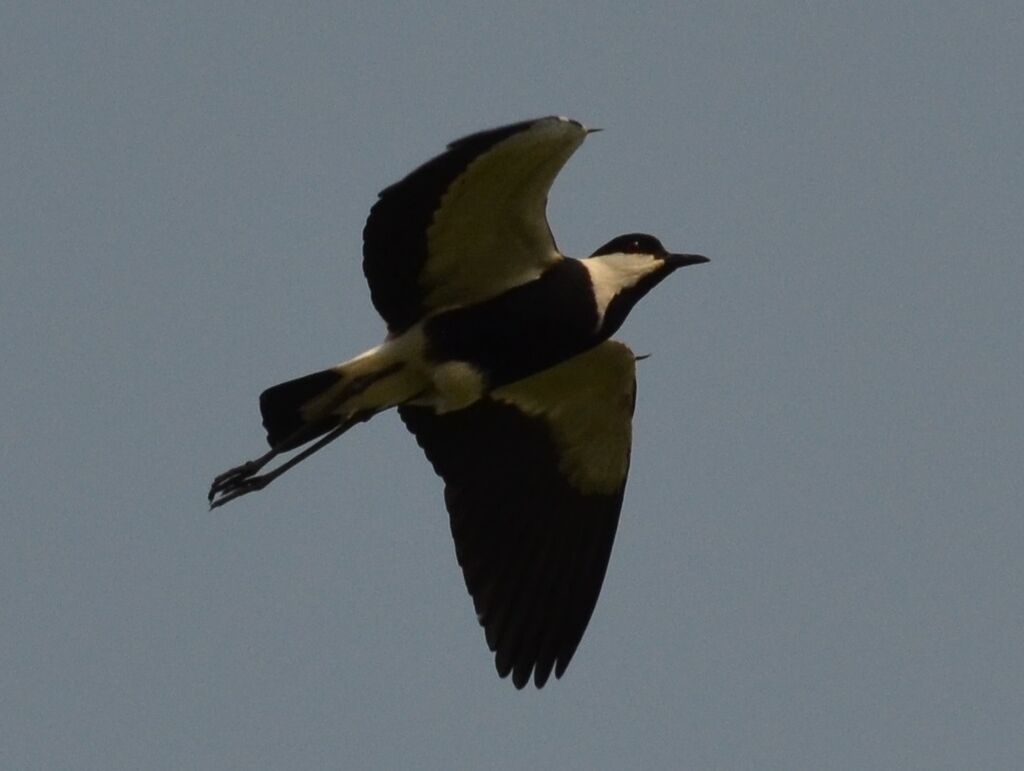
xmin=583 ymin=258 xmax=653 ymax=327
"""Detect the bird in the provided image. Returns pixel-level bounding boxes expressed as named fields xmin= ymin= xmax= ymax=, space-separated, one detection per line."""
xmin=208 ymin=116 xmax=708 ymax=689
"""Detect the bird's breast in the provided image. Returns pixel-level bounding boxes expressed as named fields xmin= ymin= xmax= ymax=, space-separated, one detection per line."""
xmin=422 ymin=259 xmax=603 ymax=387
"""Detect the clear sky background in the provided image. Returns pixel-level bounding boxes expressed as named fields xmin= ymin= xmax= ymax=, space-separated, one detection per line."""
xmin=3 ymin=2 xmax=1022 ymax=769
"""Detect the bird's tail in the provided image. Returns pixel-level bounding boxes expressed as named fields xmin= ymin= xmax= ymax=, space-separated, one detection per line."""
xmin=260 ymin=367 xmax=345 ymax=450
xmin=258 ymin=344 xmax=422 ymax=452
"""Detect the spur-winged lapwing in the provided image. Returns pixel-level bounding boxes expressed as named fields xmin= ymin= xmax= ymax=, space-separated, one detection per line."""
xmin=209 ymin=116 xmax=708 ymax=688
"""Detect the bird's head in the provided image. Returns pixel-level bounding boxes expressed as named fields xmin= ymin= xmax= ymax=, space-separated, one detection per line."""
xmin=580 ymin=233 xmax=708 ymax=338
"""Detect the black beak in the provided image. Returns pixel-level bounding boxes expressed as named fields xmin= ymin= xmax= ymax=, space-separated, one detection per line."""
xmin=665 ymin=253 xmax=710 ymax=269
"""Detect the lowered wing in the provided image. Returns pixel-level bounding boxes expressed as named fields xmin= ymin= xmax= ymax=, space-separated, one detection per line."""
xmin=399 ymin=341 xmax=637 ymax=688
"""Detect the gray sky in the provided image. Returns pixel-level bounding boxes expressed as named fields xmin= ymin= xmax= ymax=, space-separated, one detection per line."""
xmin=3 ymin=2 xmax=1022 ymax=769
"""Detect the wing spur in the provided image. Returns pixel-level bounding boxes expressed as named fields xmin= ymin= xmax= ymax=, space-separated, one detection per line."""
xmin=399 ymin=341 xmax=637 ymax=688
xmin=363 ymin=116 xmax=588 ymax=333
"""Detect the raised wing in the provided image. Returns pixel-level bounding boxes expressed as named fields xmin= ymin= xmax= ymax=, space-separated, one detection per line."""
xmin=399 ymin=341 xmax=637 ymax=688
xmin=363 ymin=116 xmax=589 ymax=333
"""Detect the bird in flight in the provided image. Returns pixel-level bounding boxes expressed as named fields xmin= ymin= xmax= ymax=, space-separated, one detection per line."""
xmin=208 ymin=116 xmax=708 ymax=688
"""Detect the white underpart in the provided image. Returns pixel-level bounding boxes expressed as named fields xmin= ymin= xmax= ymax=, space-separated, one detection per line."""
xmin=580 ymin=252 xmax=665 ymax=328
xmin=312 ymin=325 xmax=487 ymax=421
xmin=311 ymin=328 xmax=431 ymax=420
xmin=428 ymin=361 xmax=486 ymax=413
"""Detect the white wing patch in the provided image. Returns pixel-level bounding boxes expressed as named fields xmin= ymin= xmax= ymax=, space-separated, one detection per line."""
xmin=423 ymin=117 xmax=587 ymax=312
xmin=492 ymin=340 xmax=636 ymax=495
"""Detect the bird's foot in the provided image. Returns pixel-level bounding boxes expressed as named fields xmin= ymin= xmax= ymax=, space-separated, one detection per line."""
xmin=208 ymin=467 xmax=272 ymax=509
xmin=208 ymin=453 xmax=276 ymax=509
